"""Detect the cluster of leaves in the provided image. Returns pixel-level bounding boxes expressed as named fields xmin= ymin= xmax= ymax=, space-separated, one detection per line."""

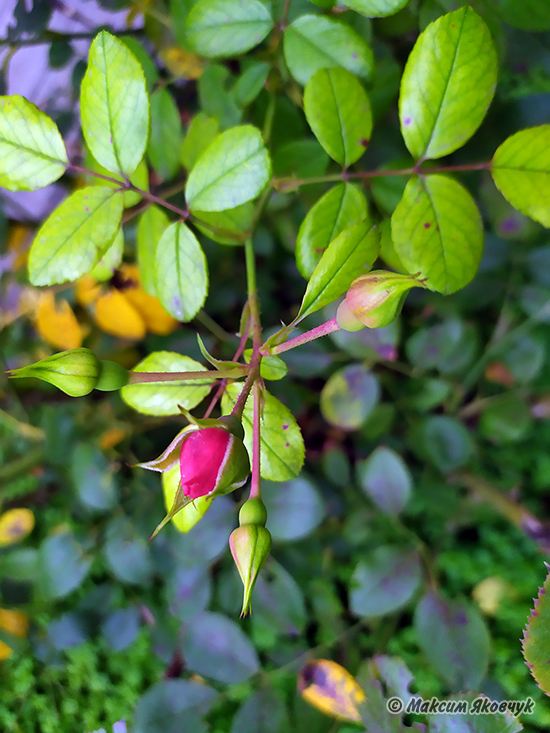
xmin=2 ymin=0 xmax=550 ymax=731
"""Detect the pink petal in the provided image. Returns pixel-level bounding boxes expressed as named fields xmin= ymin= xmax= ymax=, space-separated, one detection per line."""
xmin=180 ymin=428 xmax=231 ymax=499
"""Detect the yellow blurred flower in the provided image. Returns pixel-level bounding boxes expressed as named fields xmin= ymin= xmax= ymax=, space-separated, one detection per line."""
xmin=76 ymin=263 xmax=178 ymax=340
xmin=298 ymin=659 xmax=366 ymax=723
xmin=0 ymin=608 xmax=29 ymax=661
xmin=0 ymin=508 xmax=35 ymax=547
xmin=473 ymin=576 xmax=512 ymax=615
xmin=35 ymin=291 xmax=85 ymax=350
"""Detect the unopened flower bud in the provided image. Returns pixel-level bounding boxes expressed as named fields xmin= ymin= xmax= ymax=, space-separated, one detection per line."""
xmin=7 ymin=348 xmax=100 ymax=397
xmin=337 ymin=270 xmax=426 ymax=331
xmin=229 ymin=523 xmax=272 ymax=616
xmin=180 ymin=425 xmax=250 ymax=500
xmin=95 ymin=360 xmax=129 ymax=391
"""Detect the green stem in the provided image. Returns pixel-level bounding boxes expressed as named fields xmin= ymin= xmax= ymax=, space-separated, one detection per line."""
xmin=249 ymin=381 xmax=262 ymax=500
xmin=128 ymin=370 xmax=240 ymax=384
xmin=271 ymin=160 xmax=491 ymax=192
xmin=69 ymin=163 xmax=189 ymax=220
xmin=262 ymin=317 xmax=341 ymax=356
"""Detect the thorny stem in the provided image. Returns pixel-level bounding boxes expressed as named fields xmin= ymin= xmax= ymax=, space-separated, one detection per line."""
xmin=262 ymin=317 xmax=341 ymax=356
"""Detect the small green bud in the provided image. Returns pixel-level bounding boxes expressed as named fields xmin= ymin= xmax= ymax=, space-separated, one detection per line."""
xmin=337 ymin=270 xmax=426 ymax=331
xmin=229 ymin=524 xmax=272 ymax=616
xmin=96 ymin=360 xmax=129 ymax=391
xmin=239 ymin=497 xmax=268 ymax=527
xmin=8 ymin=348 xmax=100 ymax=397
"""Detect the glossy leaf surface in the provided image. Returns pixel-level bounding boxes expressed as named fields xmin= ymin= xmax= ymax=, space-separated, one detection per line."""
xmin=303 ymin=68 xmax=372 ymax=167
xmin=185 ymin=0 xmax=273 ymax=58
xmin=284 ymin=14 xmax=374 ymax=86
xmin=492 ymin=125 xmax=550 ymax=228
xmin=28 ymin=186 xmax=123 ymax=286
xmin=0 ymin=95 xmax=67 ymax=190
xmin=185 ymin=125 xmax=271 ymax=211
xmin=80 ymin=31 xmax=149 ymax=175
xmin=399 ymin=8 xmax=497 ymax=160
xmin=154 ymin=221 xmax=208 ymax=321
xmin=391 ymin=174 xmax=483 ymax=294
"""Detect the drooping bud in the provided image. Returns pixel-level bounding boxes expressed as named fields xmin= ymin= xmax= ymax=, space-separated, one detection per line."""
xmin=230 ymin=498 xmax=272 ymax=616
xmin=95 ymin=360 xmax=129 ymax=391
xmin=7 ymin=348 xmax=100 ymax=397
xmin=337 ymin=270 xmax=426 ymax=331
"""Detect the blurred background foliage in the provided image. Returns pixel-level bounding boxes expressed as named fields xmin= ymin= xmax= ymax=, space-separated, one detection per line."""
xmin=1 ymin=0 xmax=550 ymax=731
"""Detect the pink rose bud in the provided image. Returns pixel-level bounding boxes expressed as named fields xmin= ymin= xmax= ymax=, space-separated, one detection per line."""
xmin=180 ymin=427 xmax=250 ymax=500
xmin=337 ymin=270 xmax=426 ymax=331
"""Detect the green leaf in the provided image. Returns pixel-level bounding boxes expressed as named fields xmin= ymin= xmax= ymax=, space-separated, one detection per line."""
xmin=154 ymin=221 xmax=208 ymax=321
xmin=399 ymin=7 xmax=497 ymax=160
xmin=357 ymin=446 xmax=412 ymax=515
xmin=523 ymin=567 xmax=550 ymax=695
xmin=133 ymin=680 xmax=217 ymax=733
xmin=148 ymin=88 xmax=183 ymax=181
xmin=296 ymin=182 xmax=368 ymax=279
xmin=491 ymin=126 xmax=550 ymax=228
xmin=350 ymin=546 xmax=421 ymax=617
xmin=479 ymin=392 xmax=532 ymax=444
xmin=28 ymin=186 xmax=123 ymax=286
xmin=192 ymin=202 xmax=254 ymax=245
xmin=342 ymin=0 xmax=412 ymax=16
xmin=137 ymin=205 xmax=170 ymax=296
xmin=283 ymin=14 xmax=375 ymax=86
xmin=222 ymin=384 xmax=305 ymax=482
xmin=303 ymin=68 xmax=372 ymax=167
xmin=0 ymin=95 xmax=68 ymax=191
xmin=297 ymin=220 xmax=379 ymax=321
xmin=232 ymin=61 xmax=270 ymax=107
xmin=320 ymin=364 xmax=380 ymax=430
xmin=181 ymin=112 xmax=220 ymax=171
xmin=272 ymin=139 xmax=329 ymax=180
xmin=38 ymin=533 xmax=92 ymax=599
xmin=185 ymin=0 xmax=273 ymax=58
xmin=103 ymin=518 xmax=153 ymax=586
xmin=198 ymin=64 xmax=242 ymax=130
xmin=182 ymin=611 xmax=260 ymax=683
xmin=419 ymin=415 xmax=474 ymax=473
xmin=121 ymin=351 xmax=212 ymax=416
xmin=231 ymin=687 xmax=289 ymax=733
xmin=249 ymin=558 xmax=307 ymax=635
xmin=88 ymin=226 xmax=124 ymax=281
xmin=391 ymin=174 xmax=483 ymax=294
xmin=494 ymin=0 xmax=550 ymax=31
xmin=261 ymin=477 xmax=325 ymax=541
xmin=244 ymin=350 xmax=288 ymax=380
xmin=80 ymin=30 xmax=149 ymax=176
xmin=414 ymin=591 xmax=490 ymax=692
xmin=185 ymin=124 xmax=271 ymax=211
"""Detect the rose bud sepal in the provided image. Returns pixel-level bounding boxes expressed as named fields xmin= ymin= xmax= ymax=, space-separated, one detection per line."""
xmin=7 ymin=348 xmax=100 ymax=397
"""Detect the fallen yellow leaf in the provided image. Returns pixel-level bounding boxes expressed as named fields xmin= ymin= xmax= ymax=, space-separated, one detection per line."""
xmin=35 ymin=292 xmax=84 ymax=350
xmin=76 ymin=275 xmax=102 ymax=307
xmin=298 ymin=659 xmax=366 ymax=723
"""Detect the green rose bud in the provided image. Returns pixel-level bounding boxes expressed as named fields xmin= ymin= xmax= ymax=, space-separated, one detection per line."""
xmin=337 ymin=270 xmax=426 ymax=331
xmin=239 ymin=497 xmax=268 ymax=527
xmin=95 ymin=360 xmax=129 ymax=391
xmin=229 ymin=523 xmax=272 ymax=616
xmin=7 ymin=348 xmax=100 ymax=397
